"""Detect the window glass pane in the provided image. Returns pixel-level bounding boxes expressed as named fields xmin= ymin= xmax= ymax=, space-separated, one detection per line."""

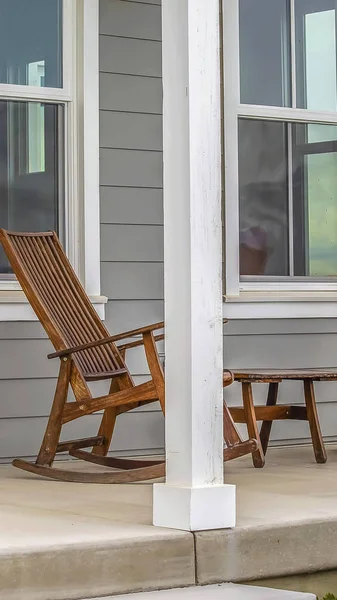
xmin=239 ymin=0 xmax=291 ymax=107
xmin=293 ymin=123 xmax=337 ymax=275
xmin=239 ymin=119 xmax=289 ymax=276
xmin=0 ymin=101 xmax=63 ymax=274
xmin=296 ymin=0 xmax=337 ymax=111
xmin=239 ymin=119 xmax=337 ymax=278
xmin=0 ymin=0 xmax=62 ymax=88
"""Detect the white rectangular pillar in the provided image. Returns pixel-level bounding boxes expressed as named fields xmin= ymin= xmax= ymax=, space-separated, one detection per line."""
xmin=153 ymin=0 xmax=236 ymax=532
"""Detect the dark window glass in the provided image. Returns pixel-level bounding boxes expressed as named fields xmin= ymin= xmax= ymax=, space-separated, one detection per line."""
xmin=239 ymin=119 xmax=337 ymax=277
xmin=239 ymin=119 xmax=289 ymax=276
xmin=0 ymin=101 xmax=63 ymax=274
xmin=0 ymin=0 xmax=62 ymax=88
xmin=293 ymin=123 xmax=337 ymax=275
xmin=239 ymin=0 xmax=291 ymax=107
xmin=295 ymin=0 xmax=337 ymax=111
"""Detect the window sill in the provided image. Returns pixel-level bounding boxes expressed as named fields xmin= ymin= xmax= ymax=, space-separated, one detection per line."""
xmin=0 ymin=291 xmax=108 ymax=322
xmin=223 ymin=292 xmax=337 ymax=319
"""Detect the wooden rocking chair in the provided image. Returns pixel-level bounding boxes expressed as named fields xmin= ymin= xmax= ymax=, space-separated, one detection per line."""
xmin=0 ymin=230 xmax=258 ymax=483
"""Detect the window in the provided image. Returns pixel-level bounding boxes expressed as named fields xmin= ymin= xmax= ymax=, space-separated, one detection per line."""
xmin=0 ymin=0 xmax=103 ymax=319
xmin=223 ymin=0 xmax=337 ymax=316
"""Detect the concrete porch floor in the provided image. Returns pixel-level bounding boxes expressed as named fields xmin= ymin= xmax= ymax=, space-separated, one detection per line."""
xmin=2 ymin=445 xmax=337 ymax=600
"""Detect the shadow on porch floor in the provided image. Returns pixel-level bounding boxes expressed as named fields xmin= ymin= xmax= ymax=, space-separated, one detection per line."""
xmin=2 ymin=445 xmax=337 ymax=600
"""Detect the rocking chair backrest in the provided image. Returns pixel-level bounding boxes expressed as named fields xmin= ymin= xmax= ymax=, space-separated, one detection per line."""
xmin=0 ymin=230 xmax=126 ymax=380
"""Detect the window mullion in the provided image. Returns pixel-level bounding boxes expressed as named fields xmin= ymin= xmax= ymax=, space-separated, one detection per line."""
xmin=238 ymin=104 xmax=337 ymax=124
xmin=287 ymin=123 xmax=295 ymax=276
xmin=0 ymin=85 xmax=71 ymax=103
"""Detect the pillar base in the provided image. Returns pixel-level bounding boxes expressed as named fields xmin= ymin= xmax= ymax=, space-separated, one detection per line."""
xmin=153 ymin=483 xmax=236 ymax=532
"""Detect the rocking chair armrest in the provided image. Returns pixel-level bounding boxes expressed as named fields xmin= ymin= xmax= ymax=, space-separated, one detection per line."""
xmin=113 ymin=321 xmax=164 ymax=341
xmin=117 ymin=333 xmax=164 ymax=353
xmin=48 ymin=319 xmax=225 ymax=360
xmin=47 ymin=322 xmax=165 ymax=360
xmin=223 ymin=369 xmax=234 ymax=387
xmin=114 ymin=318 xmax=224 ymax=348
xmin=116 ymin=321 xmax=226 ymax=353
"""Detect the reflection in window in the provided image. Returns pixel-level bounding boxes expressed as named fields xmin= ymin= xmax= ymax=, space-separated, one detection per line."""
xmin=239 ymin=0 xmax=291 ymax=107
xmin=239 ymin=119 xmax=337 ymax=278
xmin=296 ymin=1 xmax=337 ymax=111
xmin=293 ymin=123 xmax=337 ymax=276
xmin=28 ymin=61 xmax=46 ymax=88
xmin=0 ymin=101 xmax=63 ymax=274
xmin=0 ymin=0 xmax=62 ymax=88
xmin=239 ymin=0 xmax=337 ymax=111
xmin=239 ymin=120 xmax=289 ymax=276
xmin=28 ymin=103 xmax=45 ymax=173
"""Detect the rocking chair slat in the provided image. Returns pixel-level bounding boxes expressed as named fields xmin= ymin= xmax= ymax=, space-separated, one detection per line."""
xmin=0 ymin=229 xmax=258 ymax=483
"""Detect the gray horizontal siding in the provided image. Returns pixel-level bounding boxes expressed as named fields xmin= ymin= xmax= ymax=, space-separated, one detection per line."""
xmin=100 ymin=0 xmax=161 ymax=40
xmin=100 ymin=73 xmax=162 ymax=114
xmin=0 ymin=340 xmax=56 ymax=380
xmin=224 ymin=333 xmax=337 ymax=370
xmin=101 ymin=263 xmax=164 ymax=300
xmin=105 ymin=300 xmax=164 ymax=331
xmin=101 ymin=224 xmax=163 ymax=262
xmin=99 ymin=0 xmax=164 ymax=455
xmin=100 ymin=148 xmax=163 ymax=188
xmin=0 ymin=322 xmax=47 ymax=339
xmin=100 ymin=188 xmax=163 ymax=224
xmin=126 ymin=0 xmax=160 ymax=5
xmin=224 ymin=318 xmax=337 ymax=336
xmin=100 ymin=35 xmax=161 ymax=77
xmin=100 ymin=111 xmax=162 ymax=151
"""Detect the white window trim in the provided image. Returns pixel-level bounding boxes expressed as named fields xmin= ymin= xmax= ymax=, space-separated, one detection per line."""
xmin=0 ymin=0 xmax=106 ymax=321
xmin=222 ymin=0 xmax=337 ymax=318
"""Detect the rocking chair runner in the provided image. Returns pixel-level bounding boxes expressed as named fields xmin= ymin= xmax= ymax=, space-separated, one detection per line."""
xmin=0 ymin=229 xmax=257 ymax=483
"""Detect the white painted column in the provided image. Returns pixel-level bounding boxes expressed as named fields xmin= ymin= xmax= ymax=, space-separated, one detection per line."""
xmin=153 ymin=0 xmax=236 ymax=532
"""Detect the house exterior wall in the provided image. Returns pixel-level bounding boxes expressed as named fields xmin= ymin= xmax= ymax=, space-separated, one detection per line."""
xmin=99 ymin=0 xmax=164 ymax=456
xmin=0 ymin=0 xmax=164 ymax=463
xmin=0 ymin=0 xmax=336 ymax=462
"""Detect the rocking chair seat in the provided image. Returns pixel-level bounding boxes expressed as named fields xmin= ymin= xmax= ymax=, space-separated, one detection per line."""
xmin=84 ymin=368 xmax=128 ymax=381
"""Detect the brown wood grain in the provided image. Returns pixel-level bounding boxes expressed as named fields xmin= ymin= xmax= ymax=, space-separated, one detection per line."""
xmin=233 ymin=368 xmax=337 ymax=381
xmin=304 ymin=379 xmax=327 ymax=464
xmin=259 ymin=382 xmax=279 ymax=455
xmin=242 ymin=382 xmax=265 ymax=468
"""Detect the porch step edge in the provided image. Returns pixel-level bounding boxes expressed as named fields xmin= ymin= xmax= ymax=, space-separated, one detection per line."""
xmin=195 ymin=517 xmax=337 ymax=584
xmin=0 ymin=536 xmax=195 ymax=600
xmin=92 ymin=583 xmax=316 ymax=600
